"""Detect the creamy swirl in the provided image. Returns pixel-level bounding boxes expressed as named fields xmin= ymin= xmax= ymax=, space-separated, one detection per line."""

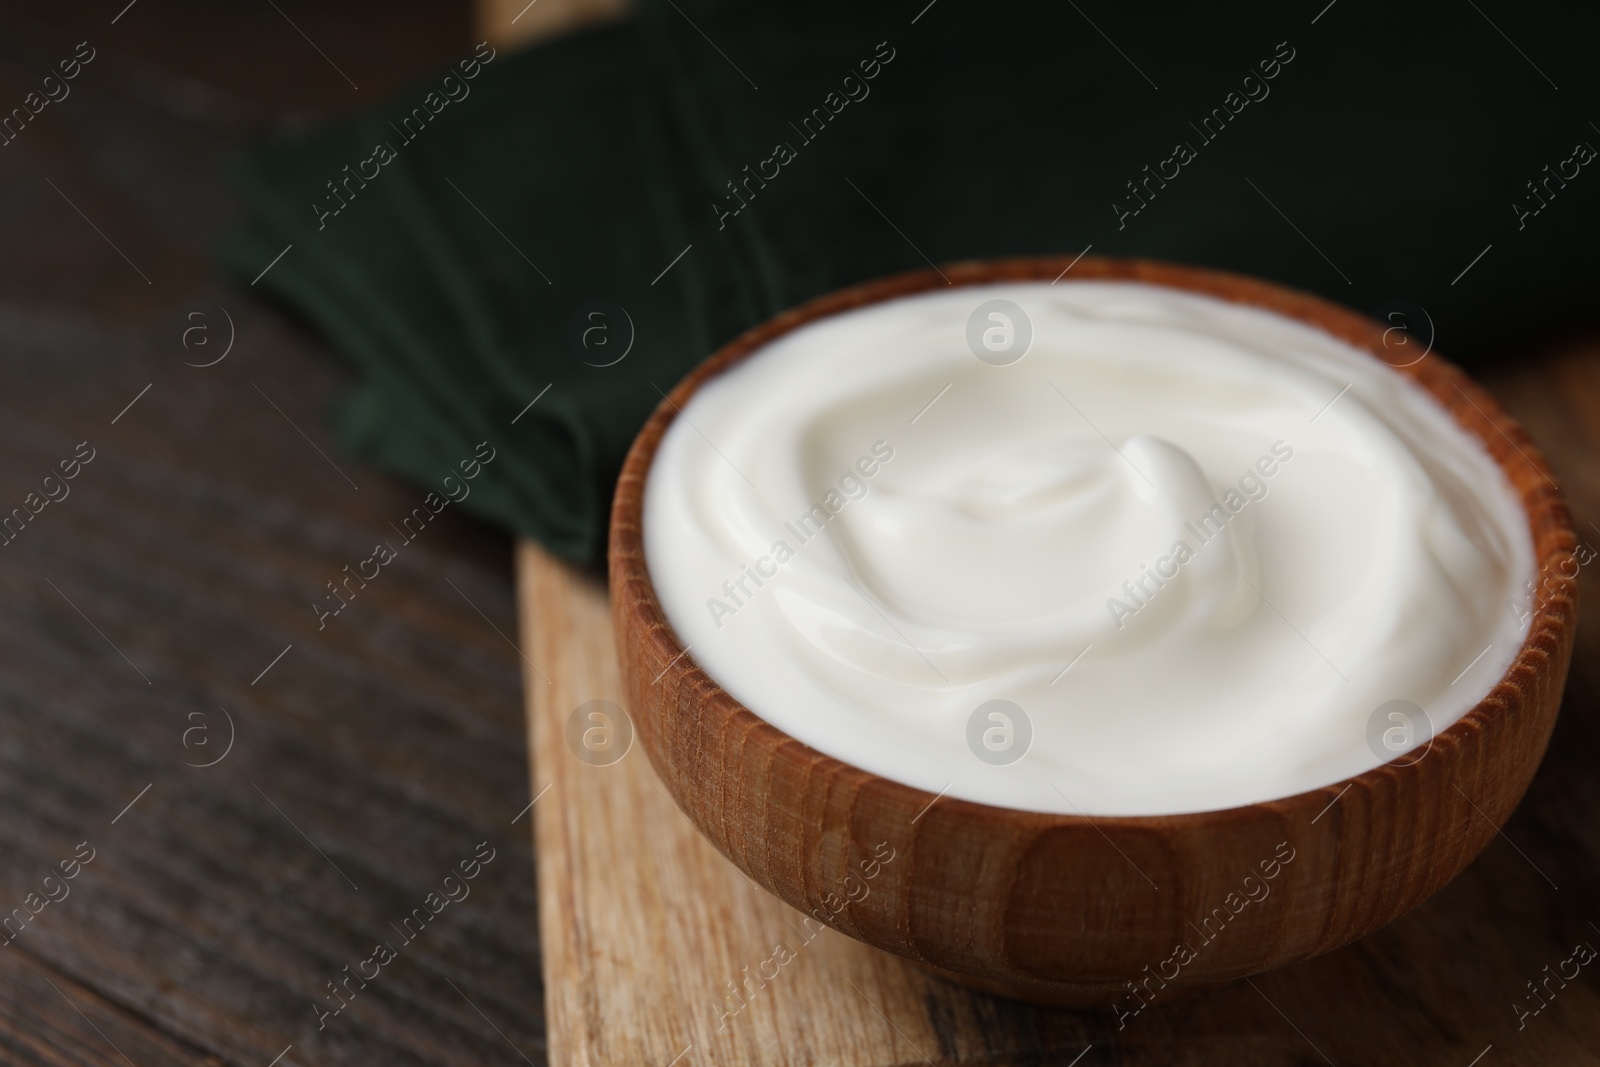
xmin=643 ymin=282 xmax=1533 ymax=815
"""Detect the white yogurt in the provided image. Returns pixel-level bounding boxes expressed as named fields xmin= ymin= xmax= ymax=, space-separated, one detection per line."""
xmin=642 ymin=282 xmax=1534 ymax=815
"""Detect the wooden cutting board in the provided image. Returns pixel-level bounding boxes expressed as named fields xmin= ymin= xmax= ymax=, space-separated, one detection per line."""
xmin=516 ymin=542 xmax=1097 ymax=1067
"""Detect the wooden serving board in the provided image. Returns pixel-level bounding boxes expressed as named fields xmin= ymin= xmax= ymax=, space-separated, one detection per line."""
xmin=516 ymin=542 xmax=1072 ymax=1067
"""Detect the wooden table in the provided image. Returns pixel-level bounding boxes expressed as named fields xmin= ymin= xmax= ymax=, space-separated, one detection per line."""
xmin=0 ymin=2 xmax=1596 ymax=1065
xmin=0 ymin=5 xmax=546 ymax=1066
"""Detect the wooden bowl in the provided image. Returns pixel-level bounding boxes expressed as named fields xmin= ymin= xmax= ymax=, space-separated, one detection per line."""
xmin=608 ymin=257 xmax=1577 ymax=1007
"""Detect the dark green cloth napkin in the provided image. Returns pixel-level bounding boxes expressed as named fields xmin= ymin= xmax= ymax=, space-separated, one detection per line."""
xmin=229 ymin=0 xmax=1600 ymax=566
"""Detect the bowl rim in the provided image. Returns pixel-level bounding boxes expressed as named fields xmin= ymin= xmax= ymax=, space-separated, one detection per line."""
xmin=609 ymin=254 xmax=1578 ymax=829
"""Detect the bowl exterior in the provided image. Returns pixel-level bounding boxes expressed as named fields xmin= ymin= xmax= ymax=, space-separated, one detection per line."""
xmin=608 ymin=257 xmax=1577 ymax=1005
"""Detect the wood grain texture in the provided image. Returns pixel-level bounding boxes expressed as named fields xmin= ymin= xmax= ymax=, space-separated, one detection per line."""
xmin=607 ymin=259 xmax=1577 ymax=999
xmin=0 ymin=6 xmax=543 ymax=1067
xmin=523 ymin=543 xmax=1007 ymax=1067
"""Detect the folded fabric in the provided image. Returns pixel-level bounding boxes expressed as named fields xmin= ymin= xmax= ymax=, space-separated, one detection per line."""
xmin=229 ymin=0 xmax=1600 ymax=566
